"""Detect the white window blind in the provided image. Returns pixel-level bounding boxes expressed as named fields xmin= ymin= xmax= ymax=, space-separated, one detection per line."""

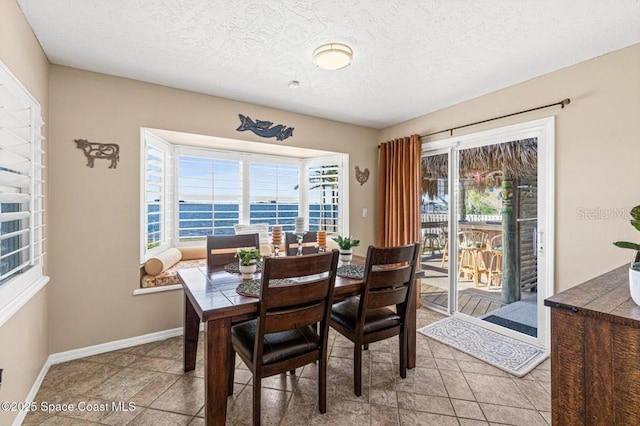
xmin=249 ymin=162 xmax=299 ymax=232
xmin=307 ymin=160 xmax=343 ymax=234
xmin=0 ymin=62 xmax=45 ymax=286
xmin=142 ymin=133 xmax=172 ymax=258
xmin=177 ymin=154 xmax=242 ymax=240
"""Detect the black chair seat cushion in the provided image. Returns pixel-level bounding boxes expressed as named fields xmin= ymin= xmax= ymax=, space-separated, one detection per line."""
xmin=231 ymin=320 xmax=320 ymax=365
xmin=331 ymin=297 xmax=401 ymax=334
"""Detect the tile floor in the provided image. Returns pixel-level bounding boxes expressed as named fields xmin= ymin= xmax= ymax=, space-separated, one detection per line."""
xmin=24 ymin=308 xmax=551 ymax=425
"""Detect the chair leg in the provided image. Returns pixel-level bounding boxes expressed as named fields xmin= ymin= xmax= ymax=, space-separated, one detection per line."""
xmin=363 ymin=344 xmax=369 ymax=350
xmin=318 ymin=353 xmax=327 ymax=413
xmin=253 ymin=377 xmax=261 ymax=426
xmin=353 ymin=343 xmax=362 ymax=397
xmin=399 ymin=330 xmax=407 ymax=379
xmin=228 ymin=349 xmax=235 ymax=396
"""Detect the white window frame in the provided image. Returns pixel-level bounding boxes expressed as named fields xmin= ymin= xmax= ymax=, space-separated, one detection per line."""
xmin=304 ymin=155 xmax=348 ymax=236
xmin=140 ymin=130 xmax=173 ymax=261
xmin=175 ymin=146 xmax=245 ymax=245
xmin=140 ymin=136 xmax=349 ymax=254
xmin=248 ymin=159 xmax=302 ymax=231
xmin=0 ymin=60 xmax=48 ymax=326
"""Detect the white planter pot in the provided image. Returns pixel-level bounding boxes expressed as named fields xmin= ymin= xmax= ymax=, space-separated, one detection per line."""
xmin=339 ymin=249 xmax=353 ymax=264
xmin=629 ymin=265 xmax=640 ymax=305
xmin=239 ymin=261 xmax=257 ymax=280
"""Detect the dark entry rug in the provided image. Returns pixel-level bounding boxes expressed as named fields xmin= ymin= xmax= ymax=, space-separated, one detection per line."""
xmin=482 ymin=315 xmax=537 ymax=338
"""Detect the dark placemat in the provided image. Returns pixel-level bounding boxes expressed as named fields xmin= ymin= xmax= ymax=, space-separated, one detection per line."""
xmin=224 ymin=261 xmax=263 ymax=275
xmin=236 ymin=279 xmax=295 ymax=298
xmin=337 ymin=264 xmax=365 ymax=279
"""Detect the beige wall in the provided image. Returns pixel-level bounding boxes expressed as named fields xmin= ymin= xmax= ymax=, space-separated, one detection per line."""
xmin=4 ymin=0 xmax=638 ymax=400
xmin=380 ymin=43 xmax=640 ymax=292
xmin=0 ymin=0 xmax=50 ymax=423
xmin=48 ymin=66 xmax=378 ymax=352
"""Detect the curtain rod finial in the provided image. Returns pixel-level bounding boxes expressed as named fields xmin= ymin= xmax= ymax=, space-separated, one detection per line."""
xmin=561 ymin=98 xmax=571 ymax=108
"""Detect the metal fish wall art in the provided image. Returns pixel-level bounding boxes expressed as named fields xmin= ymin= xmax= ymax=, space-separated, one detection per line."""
xmin=236 ymin=114 xmax=294 ymax=141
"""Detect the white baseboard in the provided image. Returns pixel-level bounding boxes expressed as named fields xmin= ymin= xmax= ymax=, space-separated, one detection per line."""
xmin=49 ymin=323 xmax=204 ymax=365
xmin=12 ymin=355 xmax=50 ymax=426
xmin=14 ymin=323 xmax=206 ymax=425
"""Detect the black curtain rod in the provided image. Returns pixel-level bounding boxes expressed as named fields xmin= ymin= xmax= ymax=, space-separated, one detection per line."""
xmin=419 ymin=98 xmax=570 ymax=139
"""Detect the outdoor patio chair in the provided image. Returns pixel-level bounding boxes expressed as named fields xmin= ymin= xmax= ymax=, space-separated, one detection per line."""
xmin=487 ymin=234 xmax=503 ymax=287
xmin=457 ymin=231 xmax=489 ymax=287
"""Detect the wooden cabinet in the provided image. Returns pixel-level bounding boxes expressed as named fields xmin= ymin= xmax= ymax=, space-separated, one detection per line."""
xmin=545 ymin=265 xmax=640 ymax=425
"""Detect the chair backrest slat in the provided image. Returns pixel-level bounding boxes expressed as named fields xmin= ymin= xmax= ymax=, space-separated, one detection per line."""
xmin=285 ymin=232 xmax=319 ymax=256
xmin=265 ymin=278 xmax=332 ymax=309
xmin=256 ymin=250 xmax=339 ymax=355
xmin=264 ymin=302 xmax=325 ymax=334
xmin=367 ymin=286 xmax=409 ymax=309
xmin=368 ymin=267 xmax=413 ymax=289
xmin=207 ymin=234 xmax=260 ymax=268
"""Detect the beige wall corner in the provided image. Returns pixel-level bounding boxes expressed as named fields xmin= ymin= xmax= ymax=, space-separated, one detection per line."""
xmin=379 ymin=43 xmax=640 ymax=292
xmin=47 ymin=66 xmax=378 ymax=352
xmin=0 ymin=1 xmax=50 ymax=421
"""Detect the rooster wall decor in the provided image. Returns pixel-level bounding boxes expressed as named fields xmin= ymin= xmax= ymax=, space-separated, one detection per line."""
xmin=355 ymin=166 xmax=369 ymax=185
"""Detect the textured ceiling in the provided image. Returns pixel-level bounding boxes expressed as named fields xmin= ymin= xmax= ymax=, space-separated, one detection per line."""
xmin=17 ymin=0 xmax=640 ymax=129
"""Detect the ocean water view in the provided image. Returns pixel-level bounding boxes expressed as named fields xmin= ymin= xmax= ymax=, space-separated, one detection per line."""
xmin=147 ymin=203 xmax=339 ymax=242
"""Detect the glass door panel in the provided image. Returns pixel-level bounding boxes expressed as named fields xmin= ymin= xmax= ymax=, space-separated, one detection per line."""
xmin=455 ymin=139 xmax=539 ymax=339
xmin=420 ymin=152 xmax=450 ymax=313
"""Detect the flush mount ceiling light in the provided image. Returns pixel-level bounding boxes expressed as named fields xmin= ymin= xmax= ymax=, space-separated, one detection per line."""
xmin=312 ymin=43 xmax=353 ymax=70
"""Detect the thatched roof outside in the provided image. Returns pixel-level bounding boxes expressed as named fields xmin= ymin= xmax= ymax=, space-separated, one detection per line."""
xmin=422 ymin=138 xmax=537 ymax=197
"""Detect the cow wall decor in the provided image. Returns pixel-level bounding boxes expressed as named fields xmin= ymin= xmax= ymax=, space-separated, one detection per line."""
xmin=74 ymin=139 xmax=120 ymax=169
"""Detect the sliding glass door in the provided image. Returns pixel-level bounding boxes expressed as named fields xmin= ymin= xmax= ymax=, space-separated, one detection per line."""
xmin=419 ymin=150 xmax=450 ymax=312
xmin=420 ymin=119 xmax=554 ymax=349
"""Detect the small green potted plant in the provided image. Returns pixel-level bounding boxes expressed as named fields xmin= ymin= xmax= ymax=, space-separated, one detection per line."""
xmin=332 ymin=235 xmax=360 ymax=264
xmin=236 ymin=248 xmax=262 ymax=279
xmin=613 ymin=204 xmax=640 ymax=304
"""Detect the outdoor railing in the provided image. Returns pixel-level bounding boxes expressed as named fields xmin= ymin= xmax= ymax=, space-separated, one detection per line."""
xmin=421 ymin=213 xmax=502 ymax=223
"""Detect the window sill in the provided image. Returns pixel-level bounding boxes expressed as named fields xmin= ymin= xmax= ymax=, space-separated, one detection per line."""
xmin=133 ymin=284 xmax=182 ymax=296
xmin=0 ymin=274 xmax=50 ymax=327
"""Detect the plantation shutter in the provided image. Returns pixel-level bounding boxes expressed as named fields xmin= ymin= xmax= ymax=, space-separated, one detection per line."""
xmin=143 ymin=133 xmax=173 ymax=258
xmin=0 ymin=62 xmax=45 ymax=285
xmin=177 ymin=153 xmax=242 ymax=239
xmin=249 ymin=162 xmax=299 ymax=232
xmin=307 ymin=158 xmax=344 ymax=234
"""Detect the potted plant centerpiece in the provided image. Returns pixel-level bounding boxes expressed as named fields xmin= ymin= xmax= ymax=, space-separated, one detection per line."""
xmin=333 ymin=235 xmax=360 ymax=264
xmin=236 ymin=248 xmax=262 ymax=280
xmin=614 ymin=204 xmax=640 ymax=305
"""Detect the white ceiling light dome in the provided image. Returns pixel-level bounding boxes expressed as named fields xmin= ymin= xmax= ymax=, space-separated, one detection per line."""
xmin=313 ymin=43 xmax=353 ymax=70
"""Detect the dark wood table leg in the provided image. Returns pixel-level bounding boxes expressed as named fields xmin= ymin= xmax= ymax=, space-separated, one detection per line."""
xmin=184 ymin=295 xmax=199 ymax=372
xmin=205 ymin=317 xmax=231 ymax=426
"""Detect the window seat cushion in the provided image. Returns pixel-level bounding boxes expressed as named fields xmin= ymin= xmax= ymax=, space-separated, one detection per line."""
xmin=141 ymin=246 xmax=207 ymax=288
xmin=141 ymin=258 xmax=207 ymax=288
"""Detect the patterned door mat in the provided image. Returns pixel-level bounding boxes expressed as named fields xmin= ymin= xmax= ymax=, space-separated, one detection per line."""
xmin=418 ymin=317 xmax=547 ymax=377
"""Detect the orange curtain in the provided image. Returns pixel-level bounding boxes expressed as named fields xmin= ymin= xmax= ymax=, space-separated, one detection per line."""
xmin=376 ymin=135 xmax=421 ymax=247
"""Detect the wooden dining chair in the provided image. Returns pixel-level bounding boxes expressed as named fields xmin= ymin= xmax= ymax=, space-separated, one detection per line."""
xmin=330 ymin=243 xmax=420 ymax=396
xmin=206 ymin=233 xmax=260 ymax=268
xmin=284 ymin=231 xmax=319 ymax=256
xmin=229 ymin=250 xmax=339 ymax=425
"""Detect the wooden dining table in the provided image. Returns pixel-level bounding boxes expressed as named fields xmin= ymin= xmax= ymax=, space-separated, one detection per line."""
xmin=178 ymin=256 xmax=421 ymax=425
